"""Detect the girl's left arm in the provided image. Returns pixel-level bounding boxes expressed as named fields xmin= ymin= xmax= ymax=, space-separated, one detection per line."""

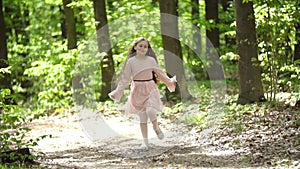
xmin=152 ymin=61 xmax=177 ymax=92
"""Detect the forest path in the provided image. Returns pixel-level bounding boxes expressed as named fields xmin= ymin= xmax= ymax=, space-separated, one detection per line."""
xmin=26 ymin=107 xmax=300 ymax=169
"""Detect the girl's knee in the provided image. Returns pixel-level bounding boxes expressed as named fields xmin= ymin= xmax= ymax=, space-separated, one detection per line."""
xmin=146 ymin=107 xmax=157 ymax=122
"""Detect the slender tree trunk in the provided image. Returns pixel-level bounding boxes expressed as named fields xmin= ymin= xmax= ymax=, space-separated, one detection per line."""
xmin=191 ymin=0 xmax=202 ymax=57
xmin=63 ymin=0 xmax=77 ymax=49
xmin=205 ymin=0 xmax=219 ymax=48
xmin=221 ymin=0 xmax=235 ymax=48
xmin=189 ymin=0 xmax=207 ymax=80
xmin=93 ymin=0 xmax=115 ymax=101
xmin=0 ymin=0 xmax=10 ymax=88
xmin=159 ymin=0 xmax=191 ymax=101
xmin=294 ymin=24 xmax=300 ymax=61
xmin=63 ymin=0 xmax=82 ymax=104
xmin=235 ymin=0 xmax=265 ymax=104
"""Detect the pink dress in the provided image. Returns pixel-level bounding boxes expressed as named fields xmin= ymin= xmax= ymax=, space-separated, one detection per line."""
xmin=108 ymin=56 xmax=176 ymax=114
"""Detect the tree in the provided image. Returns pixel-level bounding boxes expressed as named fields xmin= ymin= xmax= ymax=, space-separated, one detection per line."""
xmin=294 ymin=1 xmax=300 ymax=61
xmin=63 ymin=0 xmax=77 ymax=49
xmin=295 ymin=24 xmax=300 ymax=61
xmin=93 ymin=0 xmax=115 ymax=101
xmin=204 ymin=0 xmax=224 ymax=81
xmin=63 ymin=0 xmax=82 ymax=105
xmin=159 ymin=0 xmax=191 ymax=101
xmin=0 ymin=0 xmax=10 ymax=89
xmin=220 ymin=0 xmax=235 ymax=49
xmin=235 ymin=0 xmax=265 ymax=104
xmin=191 ymin=0 xmax=201 ymax=57
xmin=205 ymin=0 xmax=219 ymax=49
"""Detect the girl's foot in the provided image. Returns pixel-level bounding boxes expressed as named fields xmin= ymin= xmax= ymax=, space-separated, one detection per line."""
xmin=154 ymin=126 xmax=164 ymax=140
xmin=139 ymin=138 xmax=149 ymax=150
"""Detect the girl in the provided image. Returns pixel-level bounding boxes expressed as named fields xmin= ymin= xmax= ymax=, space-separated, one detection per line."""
xmin=108 ymin=37 xmax=177 ymax=150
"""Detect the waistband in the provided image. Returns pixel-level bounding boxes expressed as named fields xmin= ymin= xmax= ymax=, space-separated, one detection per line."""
xmin=133 ymin=79 xmax=153 ymax=82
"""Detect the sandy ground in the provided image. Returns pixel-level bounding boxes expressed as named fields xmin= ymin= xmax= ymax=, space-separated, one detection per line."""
xmin=25 ymin=107 xmax=300 ymax=169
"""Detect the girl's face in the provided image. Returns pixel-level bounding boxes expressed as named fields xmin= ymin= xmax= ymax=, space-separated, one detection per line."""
xmin=134 ymin=40 xmax=149 ymax=56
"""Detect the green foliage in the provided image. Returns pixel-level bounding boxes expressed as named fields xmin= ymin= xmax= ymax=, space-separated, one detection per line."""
xmin=22 ymin=47 xmax=76 ymax=109
xmin=255 ymin=0 xmax=300 ymax=101
xmin=0 ymin=163 xmax=42 ymax=169
xmin=3 ymin=0 xmax=299 ymax=119
xmin=0 ymin=88 xmax=51 ymax=164
xmin=220 ymin=52 xmax=239 ymax=81
xmin=185 ymin=111 xmax=207 ymax=130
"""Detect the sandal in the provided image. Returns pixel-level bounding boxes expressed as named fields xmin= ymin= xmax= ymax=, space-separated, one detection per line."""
xmin=154 ymin=126 xmax=164 ymax=140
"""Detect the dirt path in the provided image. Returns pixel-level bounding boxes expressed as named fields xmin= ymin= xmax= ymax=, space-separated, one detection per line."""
xmin=27 ymin=107 xmax=300 ymax=169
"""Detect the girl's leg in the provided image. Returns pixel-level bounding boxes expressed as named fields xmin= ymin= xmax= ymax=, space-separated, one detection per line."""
xmin=146 ymin=107 xmax=164 ymax=140
xmin=140 ymin=122 xmax=148 ymax=139
xmin=139 ymin=111 xmax=149 ymax=149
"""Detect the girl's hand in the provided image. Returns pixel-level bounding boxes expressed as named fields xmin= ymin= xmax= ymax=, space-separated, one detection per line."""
xmin=108 ymin=92 xmax=116 ymax=100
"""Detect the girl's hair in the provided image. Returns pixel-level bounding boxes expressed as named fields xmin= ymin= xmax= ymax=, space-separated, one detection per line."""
xmin=127 ymin=37 xmax=159 ymax=83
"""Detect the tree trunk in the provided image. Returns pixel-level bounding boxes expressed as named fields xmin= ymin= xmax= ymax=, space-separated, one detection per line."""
xmin=220 ymin=0 xmax=235 ymax=48
xmin=235 ymin=0 xmax=265 ymax=104
xmin=159 ymin=0 xmax=191 ymax=101
xmin=93 ymin=0 xmax=115 ymax=101
xmin=191 ymin=0 xmax=202 ymax=57
xmin=0 ymin=0 xmax=10 ymax=89
xmin=63 ymin=0 xmax=77 ymax=49
xmin=205 ymin=0 xmax=219 ymax=48
xmin=295 ymin=24 xmax=300 ymax=61
xmin=63 ymin=0 xmax=82 ymax=105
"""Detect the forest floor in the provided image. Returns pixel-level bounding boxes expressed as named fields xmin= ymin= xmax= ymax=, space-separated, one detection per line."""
xmin=26 ymin=104 xmax=300 ymax=169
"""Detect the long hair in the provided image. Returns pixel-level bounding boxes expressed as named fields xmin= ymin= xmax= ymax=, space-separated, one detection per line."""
xmin=127 ymin=37 xmax=159 ymax=83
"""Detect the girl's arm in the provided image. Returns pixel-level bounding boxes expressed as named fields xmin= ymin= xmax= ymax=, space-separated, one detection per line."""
xmin=154 ymin=68 xmax=177 ymax=92
xmin=149 ymin=57 xmax=177 ymax=92
xmin=108 ymin=60 xmax=132 ymax=102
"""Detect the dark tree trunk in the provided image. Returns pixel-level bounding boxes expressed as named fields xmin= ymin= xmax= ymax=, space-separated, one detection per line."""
xmin=191 ymin=0 xmax=202 ymax=57
xmin=0 ymin=0 xmax=10 ymax=89
xmin=93 ymin=0 xmax=115 ymax=101
xmin=63 ymin=0 xmax=77 ymax=49
xmin=235 ymin=0 xmax=265 ymax=104
xmin=220 ymin=0 xmax=235 ymax=48
xmin=62 ymin=0 xmax=82 ymax=104
xmin=204 ymin=0 xmax=224 ymax=80
xmin=295 ymin=25 xmax=300 ymax=61
xmin=159 ymin=0 xmax=191 ymax=101
xmin=205 ymin=0 xmax=219 ymax=48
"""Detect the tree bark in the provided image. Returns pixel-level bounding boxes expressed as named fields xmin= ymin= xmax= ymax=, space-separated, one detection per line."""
xmin=159 ymin=0 xmax=191 ymax=101
xmin=63 ymin=0 xmax=77 ymax=49
xmin=205 ymin=0 xmax=219 ymax=48
xmin=191 ymin=0 xmax=202 ymax=57
xmin=62 ymin=0 xmax=83 ymax=105
xmin=0 ymin=0 xmax=10 ymax=88
xmin=93 ymin=0 xmax=115 ymax=101
xmin=235 ymin=0 xmax=265 ymax=104
xmin=295 ymin=23 xmax=300 ymax=61
xmin=220 ymin=0 xmax=235 ymax=48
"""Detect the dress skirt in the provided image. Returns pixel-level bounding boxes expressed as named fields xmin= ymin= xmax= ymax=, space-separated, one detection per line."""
xmin=125 ymin=80 xmax=163 ymax=114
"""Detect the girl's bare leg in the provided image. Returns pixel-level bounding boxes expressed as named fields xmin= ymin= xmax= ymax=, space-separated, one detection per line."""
xmin=151 ymin=118 xmax=159 ymax=130
xmin=147 ymin=107 xmax=164 ymax=140
xmin=139 ymin=112 xmax=149 ymax=149
xmin=140 ymin=123 xmax=148 ymax=139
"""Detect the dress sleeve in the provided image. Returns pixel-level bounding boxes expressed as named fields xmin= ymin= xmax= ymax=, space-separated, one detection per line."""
xmin=151 ymin=60 xmax=177 ymax=92
xmin=108 ymin=60 xmax=132 ymax=102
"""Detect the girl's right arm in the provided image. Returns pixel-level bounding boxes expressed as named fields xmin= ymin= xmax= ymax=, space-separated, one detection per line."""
xmin=108 ymin=60 xmax=132 ymax=102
